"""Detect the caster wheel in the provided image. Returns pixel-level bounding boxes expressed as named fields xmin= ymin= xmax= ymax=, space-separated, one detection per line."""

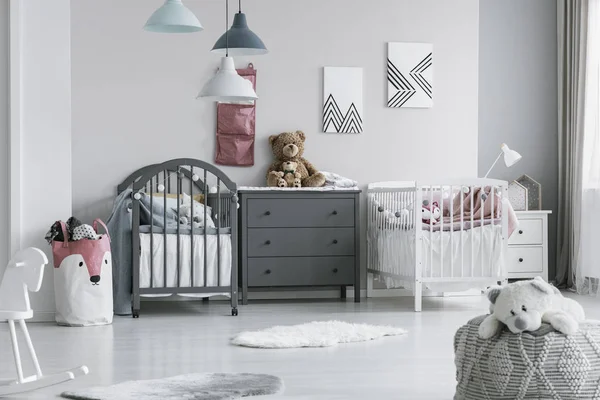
xmin=231 ymin=308 xmax=238 ymax=316
xmin=132 ymin=310 xmax=140 ymax=318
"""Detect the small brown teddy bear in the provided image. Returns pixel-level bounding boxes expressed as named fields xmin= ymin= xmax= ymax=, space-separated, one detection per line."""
xmin=281 ymin=161 xmax=302 ymax=188
xmin=266 ymin=131 xmax=326 ymax=187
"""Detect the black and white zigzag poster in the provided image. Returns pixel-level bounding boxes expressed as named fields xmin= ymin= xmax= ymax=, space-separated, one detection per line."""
xmin=323 ymin=67 xmax=363 ymax=133
xmin=387 ymin=42 xmax=433 ymax=108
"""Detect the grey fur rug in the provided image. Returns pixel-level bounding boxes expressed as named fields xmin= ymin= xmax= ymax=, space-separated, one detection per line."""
xmin=61 ymin=373 xmax=284 ymax=400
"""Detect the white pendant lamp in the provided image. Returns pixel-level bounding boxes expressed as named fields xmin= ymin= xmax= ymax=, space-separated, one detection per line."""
xmin=197 ymin=0 xmax=258 ymax=102
xmin=144 ymin=0 xmax=203 ymax=33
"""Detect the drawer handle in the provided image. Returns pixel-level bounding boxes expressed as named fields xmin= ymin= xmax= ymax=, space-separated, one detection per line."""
xmin=519 ymin=258 xmax=524 ymax=263
xmin=519 ymin=230 xmax=523 ymax=234
xmin=333 ymin=268 xmax=339 ymax=273
xmin=333 ymin=239 xmax=338 ymax=244
xmin=332 ymin=210 xmax=338 ymax=215
xmin=265 ymin=211 xmax=271 ymax=216
xmin=265 ymin=269 xmax=272 ymax=274
xmin=265 ymin=240 xmax=271 ymax=245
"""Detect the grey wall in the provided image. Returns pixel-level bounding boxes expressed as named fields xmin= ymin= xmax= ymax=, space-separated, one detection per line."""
xmin=71 ymin=0 xmax=480 ymax=288
xmin=478 ymin=0 xmax=558 ymax=281
xmin=0 ymin=1 xmax=8 ymax=267
xmin=71 ymin=0 xmax=480 ymax=219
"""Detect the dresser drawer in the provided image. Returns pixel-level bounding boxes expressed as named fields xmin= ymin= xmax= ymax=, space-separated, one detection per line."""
xmin=246 ymin=198 xmax=354 ymax=228
xmin=509 ymin=219 xmax=543 ymax=245
xmin=507 ymin=247 xmax=543 ymax=274
xmin=247 ymin=228 xmax=354 ymax=257
xmin=247 ymin=257 xmax=355 ymax=287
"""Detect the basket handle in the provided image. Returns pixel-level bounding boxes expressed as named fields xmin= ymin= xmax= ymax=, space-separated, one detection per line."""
xmin=93 ymin=218 xmax=111 ymax=242
xmin=59 ymin=221 xmax=69 ymax=248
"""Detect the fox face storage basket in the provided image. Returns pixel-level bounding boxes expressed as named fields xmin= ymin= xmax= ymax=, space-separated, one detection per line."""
xmin=51 ymin=219 xmax=113 ymax=326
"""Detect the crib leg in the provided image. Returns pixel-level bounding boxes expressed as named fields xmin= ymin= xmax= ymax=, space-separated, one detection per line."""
xmin=340 ymin=286 xmax=347 ymax=299
xmin=414 ymin=281 xmax=422 ymax=312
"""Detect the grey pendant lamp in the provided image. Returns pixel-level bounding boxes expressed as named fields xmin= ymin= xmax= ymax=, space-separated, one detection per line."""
xmin=197 ymin=0 xmax=258 ymax=101
xmin=211 ymin=0 xmax=268 ymax=56
xmin=144 ymin=0 xmax=203 ymax=33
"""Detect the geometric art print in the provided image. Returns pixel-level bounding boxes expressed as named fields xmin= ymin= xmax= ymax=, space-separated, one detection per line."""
xmin=323 ymin=67 xmax=363 ymax=133
xmin=387 ymin=42 xmax=433 ymax=108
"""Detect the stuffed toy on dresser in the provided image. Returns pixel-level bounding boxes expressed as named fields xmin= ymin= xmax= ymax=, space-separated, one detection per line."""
xmin=266 ymin=131 xmax=326 ymax=188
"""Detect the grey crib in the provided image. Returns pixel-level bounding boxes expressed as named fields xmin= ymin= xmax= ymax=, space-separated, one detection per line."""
xmin=117 ymin=158 xmax=239 ymax=318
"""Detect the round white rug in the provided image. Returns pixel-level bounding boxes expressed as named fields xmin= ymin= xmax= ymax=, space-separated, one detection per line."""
xmin=231 ymin=320 xmax=407 ymax=349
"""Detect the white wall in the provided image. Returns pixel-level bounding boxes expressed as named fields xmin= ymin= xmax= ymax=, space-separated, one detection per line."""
xmin=71 ymin=0 xmax=480 ymax=222
xmin=18 ymin=0 xmax=71 ymax=317
xmin=0 ymin=2 xmax=9 ymax=267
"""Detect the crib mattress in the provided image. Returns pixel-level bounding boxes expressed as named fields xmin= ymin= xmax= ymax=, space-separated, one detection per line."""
xmin=139 ymin=232 xmax=232 ymax=298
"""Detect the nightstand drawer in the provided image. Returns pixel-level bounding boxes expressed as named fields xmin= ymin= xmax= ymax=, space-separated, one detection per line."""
xmin=509 ymin=219 xmax=543 ymax=245
xmin=247 ymin=257 xmax=355 ymax=287
xmin=247 ymin=228 xmax=355 ymax=257
xmin=507 ymin=247 xmax=543 ymax=274
xmin=247 ymin=198 xmax=354 ymax=228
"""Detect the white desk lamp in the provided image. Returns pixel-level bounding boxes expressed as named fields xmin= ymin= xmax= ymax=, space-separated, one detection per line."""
xmin=484 ymin=143 xmax=522 ymax=178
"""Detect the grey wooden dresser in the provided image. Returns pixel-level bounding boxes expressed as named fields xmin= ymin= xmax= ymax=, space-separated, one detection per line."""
xmin=238 ymin=188 xmax=361 ymax=304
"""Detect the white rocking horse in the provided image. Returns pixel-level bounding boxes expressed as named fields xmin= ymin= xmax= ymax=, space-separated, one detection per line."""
xmin=0 ymin=247 xmax=88 ymax=396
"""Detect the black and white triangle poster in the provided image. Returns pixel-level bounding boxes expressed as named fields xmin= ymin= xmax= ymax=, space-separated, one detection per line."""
xmin=323 ymin=67 xmax=363 ymax=134
xmin=388 ymin=42 xmax=433 ymax=108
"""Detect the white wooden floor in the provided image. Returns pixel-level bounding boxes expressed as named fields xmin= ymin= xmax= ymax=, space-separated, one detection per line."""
xmin=1 ymin=294 xmax=599 ymax=400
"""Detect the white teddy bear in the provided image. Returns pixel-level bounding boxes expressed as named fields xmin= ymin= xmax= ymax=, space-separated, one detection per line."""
xmin=177 ymin=194 xmax=215 ymax=229
xmin=479 ymin=276 xmax=585 ymax=339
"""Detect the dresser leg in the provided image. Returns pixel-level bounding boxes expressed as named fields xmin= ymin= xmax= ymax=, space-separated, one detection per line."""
xmin=242 ymin=286 xmax=248 ymax=305
xmin=354 ymin=283 xmax=361 ymax=303
xmin=340 ymin=286 xmax=347 ymax=299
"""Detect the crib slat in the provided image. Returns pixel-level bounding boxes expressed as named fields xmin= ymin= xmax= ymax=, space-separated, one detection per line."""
xmin=217 ymin=180 xmax=221 ymax=287
xmin=429 ymin=188 xmax=433 ymax=279
xmin=176 ymin=170 xmax=181 ymax=288
xmin=164 ymin=170 xmax=168 ymax=288
xmin=203 ymin=169 xmax=208 ymax=287
xmin=449 ymin=185 xmax=453 ymax=279
xmin=470 ymin=185 xmax=474 ymax=278
xmin=190 ymin=166 xmax=194 ymax=287
xmin=490 ymin=185 xmax=495 ymax=277
xmin=150 ymin=178 xmax=154 ymax=288
xmin=460 ymin=190 xmax=464 ymax=278
xmin=440 ymin=186 xmax=444 ymax=277
xmin=480 ymin=186 xmax=484 ymax=278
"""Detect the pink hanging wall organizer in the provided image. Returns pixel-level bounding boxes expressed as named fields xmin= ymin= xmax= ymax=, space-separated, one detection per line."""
xmin=215 ymin=63 xmax=257 ymax=166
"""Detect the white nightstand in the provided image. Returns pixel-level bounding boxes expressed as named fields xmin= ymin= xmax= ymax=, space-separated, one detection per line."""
xmin=507 ymin=210 xmax=552 ymax=281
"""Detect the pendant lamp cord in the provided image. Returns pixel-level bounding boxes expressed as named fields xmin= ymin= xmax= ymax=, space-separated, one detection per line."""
xmin=225 ymin=0 xmax=229 ymax=57
xmin=239 ymin=0 xmax=242 ymax=12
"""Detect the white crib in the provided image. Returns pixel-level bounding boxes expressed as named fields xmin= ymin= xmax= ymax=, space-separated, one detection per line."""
xmin=367 ymin=179 xmax=509 ymax=311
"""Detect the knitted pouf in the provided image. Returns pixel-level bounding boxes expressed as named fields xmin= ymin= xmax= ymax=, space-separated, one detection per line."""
xmin=454 ymin=315 xmax=600 ymax=400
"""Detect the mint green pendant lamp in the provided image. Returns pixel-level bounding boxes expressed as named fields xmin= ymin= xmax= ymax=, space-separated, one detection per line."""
xmin=144 ymin=0 xmax=203 ymax=33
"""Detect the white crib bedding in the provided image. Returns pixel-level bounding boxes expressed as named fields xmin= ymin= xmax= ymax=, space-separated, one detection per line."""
xmin=371 ymin=224 xmax=504 ymax=292
xmin=139 ymin=233 xmax=232 ymax=298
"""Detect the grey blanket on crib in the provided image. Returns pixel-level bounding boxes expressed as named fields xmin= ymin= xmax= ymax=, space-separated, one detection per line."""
xmin=107 ymin=189 xmax=134 ymax=315
xmin=107 ymin=189 xmax=180 ymax=315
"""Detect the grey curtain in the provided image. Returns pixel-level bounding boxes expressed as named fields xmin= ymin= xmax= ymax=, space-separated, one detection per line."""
xmin=555 ymin=0 xmax=589 ymax=287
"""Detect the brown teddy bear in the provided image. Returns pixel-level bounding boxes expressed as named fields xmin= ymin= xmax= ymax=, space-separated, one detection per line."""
xmin=266 ymin=131 xmax=326 ymax=187
xmin=281 ymin=161 xmax=302 ymax=188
